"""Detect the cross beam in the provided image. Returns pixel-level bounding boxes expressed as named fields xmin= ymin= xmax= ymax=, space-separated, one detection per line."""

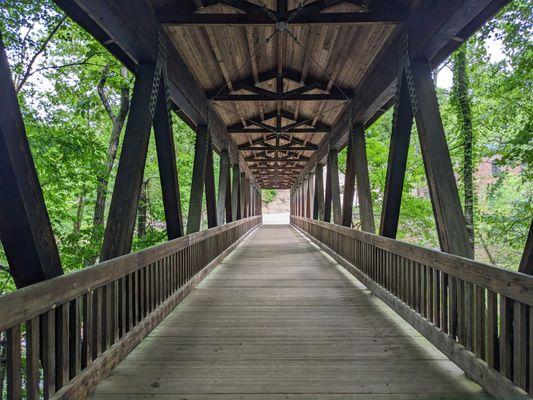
xmin=209 ymin=67 xmax=353 ymax=101
xmin=212 ymin=93 xmax=347 ymax=101
xmin=227 ymin=109 xmax=331 ymax=133
xmin=157 ymin=10 xmax=406 ymax=27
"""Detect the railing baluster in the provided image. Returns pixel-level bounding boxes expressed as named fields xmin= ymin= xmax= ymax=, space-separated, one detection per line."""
xmin=513 ymin=301 xmax=527 ymax=390
xmin=486 ymin=290 xmax=499 ymax=369
xmin=42 ymin=309 xmax=56 ymax=398
xmin=26 ymin=317 xmax=40 ymax=400
xmin=7 ymin=325 xmax=22 ymax=399
xmin=69 ymin=298 xmax=81 ymax=378
xmin=56 ymin=302 xmax=70 ymax=389
xmin=82 ymin=293 xmax=92 ymax=368
xmin=499 ymin=295 xmax=513 ymax=379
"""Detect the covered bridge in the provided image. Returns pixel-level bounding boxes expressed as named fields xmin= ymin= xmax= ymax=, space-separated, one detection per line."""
xmin=0 ymin=0 xmax=532 ymax=399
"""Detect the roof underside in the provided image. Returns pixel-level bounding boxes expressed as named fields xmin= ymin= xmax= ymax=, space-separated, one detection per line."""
xmin=154 ymin=0 xmax=405 ymax=188
xmin=55 ymin=0 xmax=509 ymax=190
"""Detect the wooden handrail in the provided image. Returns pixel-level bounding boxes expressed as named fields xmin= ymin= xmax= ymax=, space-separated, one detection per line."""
xmin=292 ymin=216 xmax=532 ymax=399
xmin=293 ymin=216 xmax=533 ymax=305
xmin=0 ymin=216 xmax=261 ymax=399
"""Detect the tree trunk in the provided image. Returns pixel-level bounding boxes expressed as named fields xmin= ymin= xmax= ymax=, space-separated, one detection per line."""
xmin=73 ymin=193 xmax=85 ymax=234
xmin=452 ymin=45 xmax=475 ymax=255
xmin=137 ymin=179 xmax=149 ymax=238
xmin=89 ymin=66 xmax=129 ymax=264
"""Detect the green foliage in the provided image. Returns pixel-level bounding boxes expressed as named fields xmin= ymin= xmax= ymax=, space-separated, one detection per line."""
xmin=262 ymin=189 xmax=278 ymax=204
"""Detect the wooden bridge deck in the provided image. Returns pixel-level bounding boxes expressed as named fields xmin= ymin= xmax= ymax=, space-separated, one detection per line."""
xmin=90 ymin=224 xmax=490 ymax=399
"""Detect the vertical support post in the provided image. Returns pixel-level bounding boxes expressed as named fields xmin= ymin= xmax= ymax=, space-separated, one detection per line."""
xmin=342 ymin=127 xmax=356 ymax=227
xmin=216 ymin=150 xmax=230 ymax=224
xmin=239 ymin=172 xmax=246 ymax=218
xmin=519 ymin=220 xmax=532 ymax=275
xmin=302 ymin=177 xmax=309 ymax=218
xmin=354 ymin=123 xmax=376 ymax=233
xmin=308 ymin=171 xmax=315 ymax=220
xmin=153 ymin=75 xmax=184 ymax=240
xmin=315 ymin=164 xmax=325 ymax=220
xmin=328 ymin=149 xmax=342 ymax=225
xmin=380 ymin=69 xmax=413 ymax=238
xmin=225 ymin=163 xmax=233 ymax=223
xmin=204 ymin=135 xmax=217 ymax=228
xmin=101 ymin=62 xmax=158 ymax=260
xmin=298 ymin=184 xmax=303 ymax=216
xmin=0 ymin=34 xmax=63 ymax=287
xmin=409 ymin=59 xmax=472 ymax=257
xmin=231 ymin=164 xmax=240 ymax=220
xmin=324 ymin=162 xmax=332 ymax=222
xmin=186 ymin=125 xmax=209 ymax=234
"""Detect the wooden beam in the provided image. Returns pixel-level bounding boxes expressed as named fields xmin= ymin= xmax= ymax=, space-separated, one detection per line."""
xmin=308 ymin=171 xmax=315 ymax=219
xmin=231 ymin=164 xmax=241 ymax=220
xmin=410 ymin=59 xmax=471 ymax=258
xmin=186 ymin=126 xmax=209 ymax=234
xmin=328 ymin=149 xmax=342 ymax=225
xmin=217 ymin=151 xmax=230 ymax=224
xmin=239 ymin=172 xmax=246 ymax=218
xmin=245 ymin=156 xmax=310 ymax=162
xmin=342 ymin=126 xmax=356 ymax=227
xmin=324 ymin=161 xmax=332 ymax=223
xmin=519 ymin=220 xmax=533 ymax=275
xmin=225 ymin=163 xmax=233 ymax=223
xmin=209 ymin=67 xmax=352 ymax=102
xmin=0 ymin=35 xmax=63 ymax=287
xmin=101 ymin=63 xmax=157 ymax=261
xmin=292 ymin=0 xmax=510 ymax=193
xmin=212 ymin=93 xmax=347 ymax=101
xmin=239 ymin=146 xmax=317 ymax=152
xmin=353 ymin=123 xmax=376 ymax=233
xmin=204 ymin=135 xmax=218 ymax=228
xmin=157 ymin=9 xmax=406 ymax=26
xmin=227 ymin=110 xmax=331 ymax=133
xmin=153 ymin=76 xmax=184 ymax=240
xmin=229 ymin=127 xmax=329 ymax=134
xmin=315 ymin=164 xmax=325 ymax=221
xmin=380 ymin=70 xmax=413 ymax=238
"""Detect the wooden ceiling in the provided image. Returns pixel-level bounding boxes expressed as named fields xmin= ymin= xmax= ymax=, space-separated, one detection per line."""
xmin=152 ymin=0 xmax=406 ymax=188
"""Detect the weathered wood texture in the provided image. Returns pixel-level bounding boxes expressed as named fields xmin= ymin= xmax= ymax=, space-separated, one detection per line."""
xmin=90 ymin=224 xmax=488 ymax=399
xmin=187 ymin=126 xmax=209 ymax=234
xmin=153 ymin=78 xmax=184 ymax=239
xmin=410 ymin=60 xmax=471 ymax=258
xmin=292 ymin=216 xmax=533 ymax=399
xmin=231 ymin=164 xmax=241 ymax=220
xmin=217 ymin=151 xmax=231 ymax=224
xmin=204 ymin=135 xmax=218 ymax=228
xmin=380 ymin=71 xmax=413 ymax=238
xmin=328 ymin=149 xmax=342 ymax=225
xmin=342 ymin=126 xmax=356 ymax=227
xmin=315 ymin=164 xmax=325 ymax=220
xmin=0 ymin=34 xmax=63 ymax=287
xmin=101 ymin=63 xmax=157 ymax=260
xmin=353 ymin=123 xmax=375 ymax=233
xmin=0 ymin=216 xmax=261 ymax=399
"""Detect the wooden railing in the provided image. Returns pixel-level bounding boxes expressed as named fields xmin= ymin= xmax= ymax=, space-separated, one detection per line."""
xmin=292 ymin=216 xmax=532 ymax=400
xmin=0 ymin=216 xmax=261 ymax=400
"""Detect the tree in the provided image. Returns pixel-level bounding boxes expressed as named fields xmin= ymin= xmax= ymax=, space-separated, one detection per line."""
xmin=89 ymin=64 xmax=130 ymax=264
xmin=451 ymin=44 xmax=475 ymax=254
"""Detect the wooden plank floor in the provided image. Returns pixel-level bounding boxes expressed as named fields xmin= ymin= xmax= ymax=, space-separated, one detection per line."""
xmin=90 ymin=224 xmax=490 ymax=399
